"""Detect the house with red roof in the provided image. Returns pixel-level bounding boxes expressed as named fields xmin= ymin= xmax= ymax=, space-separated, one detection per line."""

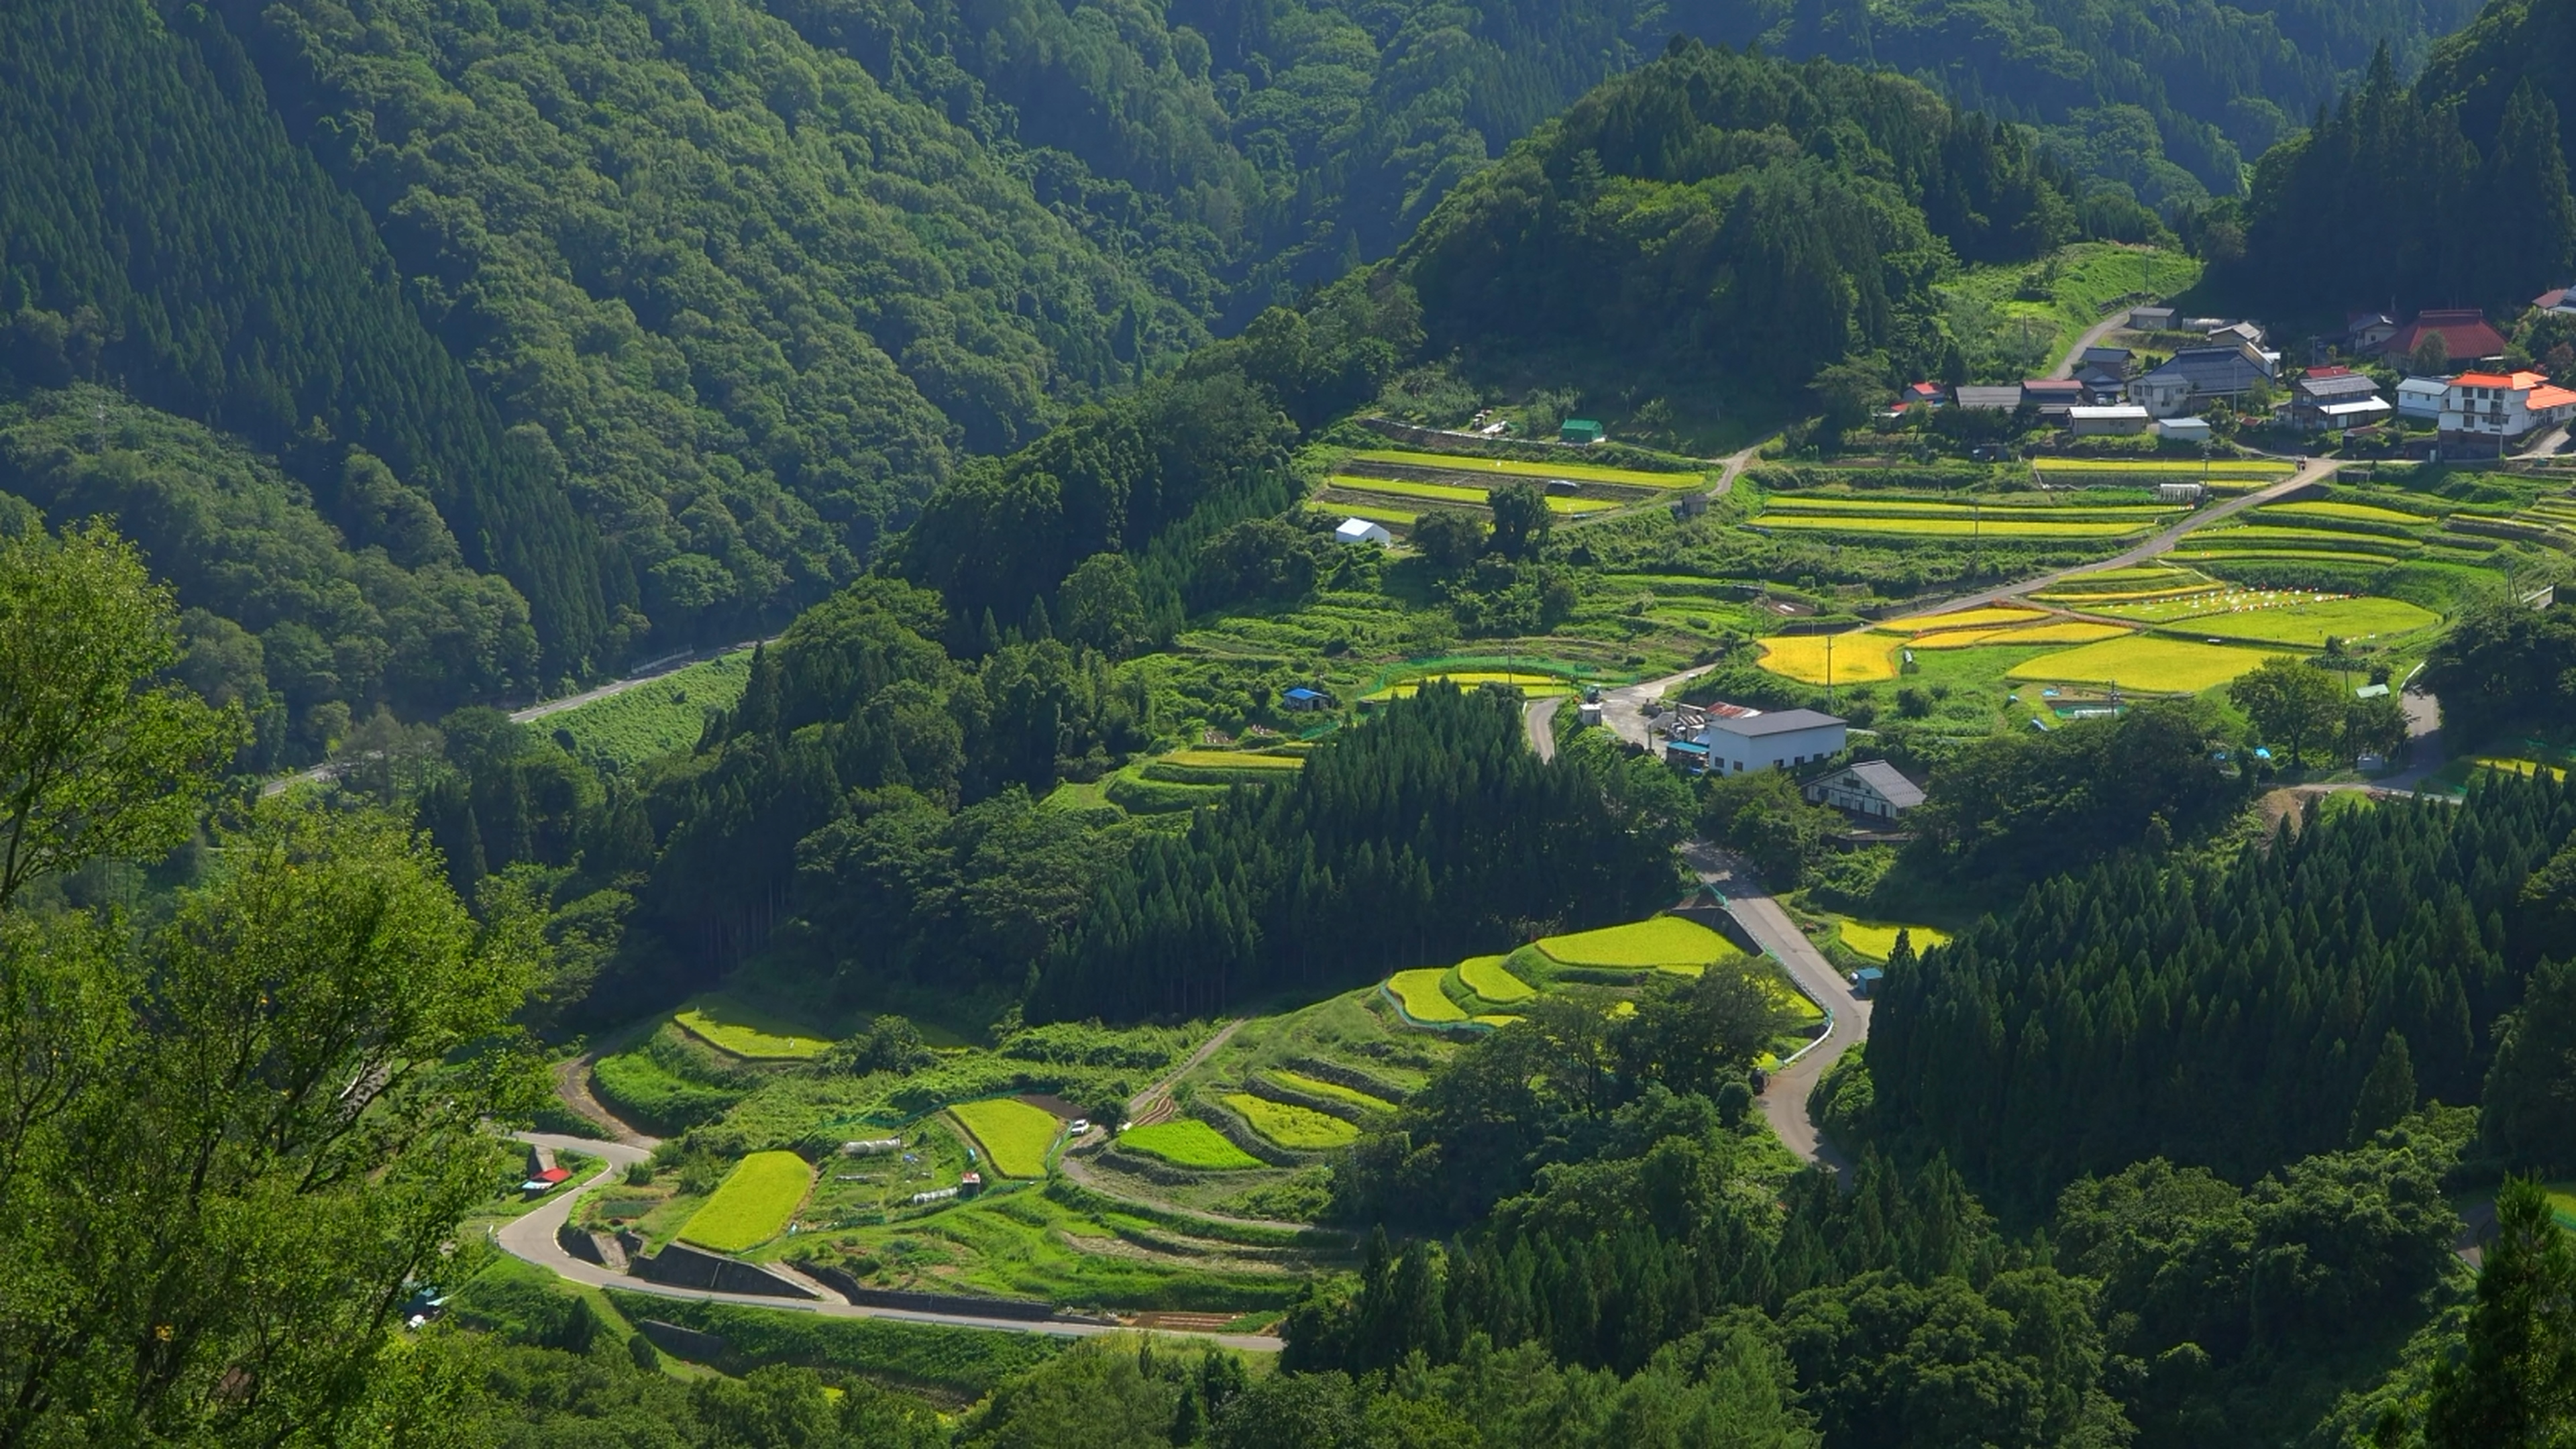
xmin=2439 ymin=370 xmax=2576 ymax=455
xmin=2534 ymin=288 xmax=2576 ymax=317
xmin=2381 ymin=310 xmax=2507 ymax=366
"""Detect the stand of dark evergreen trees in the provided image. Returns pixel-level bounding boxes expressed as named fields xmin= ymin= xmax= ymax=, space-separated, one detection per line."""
xmin=1028 ymin=686 xmax=1684 ymax=1021
xmin=1866 ymin=773 xmax=2576 ymax=1215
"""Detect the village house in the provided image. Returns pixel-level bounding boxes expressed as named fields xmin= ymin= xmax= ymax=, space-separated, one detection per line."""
xmin=1802 ymin=760 xmax=1926 ymax=820
xmin=2020 ymin=378 xmax=2084 ymax=417
xmin=2380 ymin=309 xmax=2508 ymax=366
xmin=2535 ymin=288 xmax=2576 ymax=318
xmin=1666 ymin=707 xmax=1847 ymax=776
xmin=2397 ymin=376 xmax=2450 ymax=421
xmin=2292 ymin=366 xmax=2391 ymax=430
xmin=1901 ymin=381 xmax=1945 ymax=408
xmin=2069 ymin=405 xmax=2150 ymax=435
xmin=2128 ymin=305 xmax=2176 ymax=330
xmin=2346 ymin=313 xmax=2400 ymax=354
xmin=1954 ymin=384 xmax=2025 ymax=411
xmin=2439 ymin=370 xmax=2576 ymax=455
xmin=2135 ymin=344 xmax=2273 ymax=417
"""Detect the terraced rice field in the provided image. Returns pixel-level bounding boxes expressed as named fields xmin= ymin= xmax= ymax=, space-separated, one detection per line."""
xmin=1536 ymin=916 xmax=1741 ymax=970
xmin=1901 ymin=606 xmax=2052 ymax=632
xmin=1840 ymin=921 xmax=1952 ymax=960
xmin=2110 ymin=594 xmax=2436 ymax=647
xmin=950 ymin=1098 xmax=1064 ymax=1178
xmin=674 ymin=996 xmax=834 ymax=1060
xmin=2261 ymin=500 xmax=2434 ymax=526
xmin=2169 ymin=549 xmax=2414 ymax=568
xmin=1317 ymin=501 xmax=1419 ymax=526
xmin=1223 ymin=1093 xmax=1360 ymax=1149
xmin=1268 ymin=1070 xmax=1397 ymax=1114
xmin=1758 ymin=515 xmax=2155 ymax=539
xmin=1758 ymin=631 xmax=1900 ymax=684
xmin=1362 ymin=671 xmax=1574 ymax=702
xmin=1456 ymin=955 xmax=1535 ymax=1003
xmin=678 ymin=1151 xmax=814 ymax=1252
xmin=1153 ymin=749 xmax=1305 ymax=771
xmin=1325 ymin=478 xmax=1621 ymax=515
xmin=2006 ymin=635 xmax=2279 ymax=692
xmin=2030 ymin=457 xmax=2294 ymax=476
xmin=1118 ymin=1120 xmax=1264 ymax=1171
xmin=1906 ymin=620 xmax=2133 ymax=649
xmin=1764 ymin=498 xmax=2172 ymax=521
xmin=2184 ymin=527 xmax=2417 ymax=553
xmin=1350 ymin=449 xmax=1701 ymax=488
xmin=1386 ymin=967 xmax=1467 ymax=1023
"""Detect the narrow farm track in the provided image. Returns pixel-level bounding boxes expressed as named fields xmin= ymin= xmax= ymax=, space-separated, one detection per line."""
xmin=1524 ymin=696 xmax=1563 ymax=762
xmin=261 ymin=637 xmax=771 ymax=797
xmin=1888 ymin=457 xmax=2339 ymax=621
xmin=496 ymin=1131 xmax=1286 ymax=1352
xmin=2049 ymin=309 xmax=2134 ymax=380
xmin=1682 ymin=844 xmax=1864 ymax=1171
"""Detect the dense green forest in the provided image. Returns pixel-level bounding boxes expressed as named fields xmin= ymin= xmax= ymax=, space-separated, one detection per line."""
xmin=1862 ymin=773 xmax=2576 ymax=1214
xmin=0 ymin=0 xmax=608 ymax=671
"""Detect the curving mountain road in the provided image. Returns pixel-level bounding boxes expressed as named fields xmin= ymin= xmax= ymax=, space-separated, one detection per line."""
xmin=496 ymin=1132 xmax=1285 ymax=1352
xmin=1682 ymin=845 xmax=1865 ymax=1169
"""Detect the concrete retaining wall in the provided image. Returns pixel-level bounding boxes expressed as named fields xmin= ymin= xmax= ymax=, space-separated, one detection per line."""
xmin=637 ymin=1320 xmax=729 ymax=1363
xmin=633 ymin=1241 xmax=820 ymax=1300
xmin=800 ymin=1262 xmax=1112 ymax=1324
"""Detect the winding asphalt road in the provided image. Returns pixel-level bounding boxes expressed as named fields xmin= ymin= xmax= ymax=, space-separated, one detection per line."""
xmin=496 ymin=1132 xmax=1285 ymax=1352
xmin=1682 ymin=845 xmax=1866 ymax=1169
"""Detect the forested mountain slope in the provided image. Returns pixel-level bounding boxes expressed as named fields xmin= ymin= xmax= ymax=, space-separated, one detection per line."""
xmin=0 ymin=0 xmax=606 ymax=671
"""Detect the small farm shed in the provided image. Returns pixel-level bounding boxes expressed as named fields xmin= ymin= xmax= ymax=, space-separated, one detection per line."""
xmin=2069 ymin=405 xmax=2150 ymax=435
xmin=2153 ymin=416 xmax=2212 ymax=443
xmin=1848 ymin=967 xmax=1886 ymax=998
xmin=1560 ymin=418 xmax=1605 ymax=444
xmin=1334 ymin=517 xmax=1393 ymax=547
xmin=1281 ymin=687 xmax=1330 ymax=712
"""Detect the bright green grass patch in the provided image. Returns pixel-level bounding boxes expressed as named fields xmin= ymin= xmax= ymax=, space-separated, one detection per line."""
xmin=544 ymin=652 xmax=753 ymax=769
xmin=1537 ymin=916 xmax=1741 ymax=969
xmin=1118 ymin=1120 xmax=1264 ymax=1171
xmin=1387 ymin=968 xmax=1468 ymax=1022
xmin=2006 ymin=635 xmax=2279 ymax=692
xmin=674 ymin=995 xmax=833 ymax=1061
xmin=679 ymin=1150 xmax=813 ymax=1252
xmin=951 ymin=1098 xmax=1063 ymax=1178
xmin=1350 ymin=449 xmax=1697 ymax=487
xmin=1269 ymin=1070 xmax=1398 ymax=1114
xmin=1758 ymin=515 xmax=2152 ymax=539
xmin=2261 ymin=500 xmax=2434 ymax=527
xmin=1840 ymin=920 xmax=1953 ymax=960
xmin=1456 ymin=955 xmax=1534 ymax=1003
xmin=1224 ymin=1093 xmax=1361 ymax=1149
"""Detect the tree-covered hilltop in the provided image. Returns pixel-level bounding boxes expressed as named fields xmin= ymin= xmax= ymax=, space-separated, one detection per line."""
xmin=0 ymin=0 xmax=608 ymax=672
xmin=1860 ymin=774 xmax=2576 ymax=1216
xmin=0 ymin=386 xmax=541 ymax=769
xmin=2211 ymin=0 xmax=2576 ymax=323
xmin=1401 ymin=39 xmax=2075 ymax=398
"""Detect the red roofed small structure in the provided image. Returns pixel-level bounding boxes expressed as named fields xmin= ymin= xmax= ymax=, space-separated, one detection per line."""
xmin=2382 ymin=309 xmax=2507 ymax=365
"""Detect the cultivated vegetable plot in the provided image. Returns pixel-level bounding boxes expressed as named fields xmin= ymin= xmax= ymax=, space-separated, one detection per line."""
xmin=950 ymin=1097 xmax=1063 ymax=1178
xmin=679 ymin=1150 xmax=814 ymax=1252
xmin=1117 ymin=1120 xmax=1263 ymax=1170
xmin=1223 ymin=1093 xmax=1360 ymax=1148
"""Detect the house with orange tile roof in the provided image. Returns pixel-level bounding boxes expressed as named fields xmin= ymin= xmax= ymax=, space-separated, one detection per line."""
xmin=2439 ymin=370 xmax=2576 ymax=455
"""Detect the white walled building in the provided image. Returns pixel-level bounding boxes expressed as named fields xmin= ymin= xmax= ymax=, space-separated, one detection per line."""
xmin=1688 ymin=708 xmax=1847 ymax=775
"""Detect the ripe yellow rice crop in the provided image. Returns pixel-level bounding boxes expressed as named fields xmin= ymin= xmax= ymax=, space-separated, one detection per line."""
xmin=1456 ymin=955 xmax=1535 ymax=1003
xmin=2006 ymin=635 xmax=2278 ymax=692
xmin=1224 ymin=1093 xmax=1359 ymax=1148
xmin=1387 ymin=968 xmax=1466 ymax=1022
xmin=1901 ymin=606 xmax=2051 ymax=633
xmin=2259 ymin=500 xmax=2432 ymax=526
xmin=1839 ymin=920 xmax=1952 ymax=960
xmin=1349 ymin=449 xmax=1697 ymax=487
xmin=1363 ymin=671 xmax=1572 ymax=702
xmin=951 ymin=1097 xmax=1064 ymax=1178
xmin=678 ymin=1151 xmax=813 ymax=1251
xmin=1155 ymin=749 xmax=1305 ymax=770
xmin=1536 ymin=916 xmax=1741 ymax=969
xmin=1908 ymin=621 xmax=2134 ymax=649
xmin=1758 ymin=515 xmax=2153 ymax=539
xmin=1758 ymin=631 xmax=1899 ymax=684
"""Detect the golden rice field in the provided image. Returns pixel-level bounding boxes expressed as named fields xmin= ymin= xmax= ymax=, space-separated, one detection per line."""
xmin=1535 ymin=916 xmax=1741 ymax=969
xmin=1350 ymin=449 xmax=1698 ymax=488
xmin=1386 ymin=967 xmax=1466 ymax=1023
xmin=1907 ymin=621 xmax=2135 ymax=649
xmin=2006 ymin=635 xmax=2279 ymax=692
xmin=1156 ymin=749 xmax=1305 ymax=771
xmin=1223 ymin=1093 xmax=1360 ymax=1149
xmin=1268 ymin=1070 xmax=1398 ymax=1114
xmin=1758 ymin=515 xmax=2154 ymax=539
xmin=1327 ymin=476 xmax=1619 ymax=514
xmin=1763 ymin=498 xmax=2171 ymax=520
xmin=1840 ymin=920 xmax=1952 ymax=960
xmin=2186 ymin=526 xmax=2415 ymax=550
xmin=2259 ymin=500 xmax=2433 ymax=526
xmin=2170 ymin=549 xmax=2415 ymax=568
xmin=1758 ymin=631 xmax=1900 ymax=684
xmin=1363 ymin=671 xmax=1574 ymax=702
xmin=1456 ymin=955 xmax=1535 ymax=1003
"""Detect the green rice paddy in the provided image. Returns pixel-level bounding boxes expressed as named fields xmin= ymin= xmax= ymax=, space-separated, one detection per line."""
xmin=1535 ymin=916 xmax=1742 ymax=970
xmin=1117 ymin=1120 xmax=1264 ymax=1171
xmin=1386 ymin=968 xmax=1468 ymax=1022
xmin=678 ymin=1150 xmax=813 ymax=1252
xmin=1456 ymin=954 xmax=1534 ymax=1003
xmin=1223 ymin=1093 xmax=1361 ymax=1149
xmin=950 ymin=1098 xmax=1063 ymax=1179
